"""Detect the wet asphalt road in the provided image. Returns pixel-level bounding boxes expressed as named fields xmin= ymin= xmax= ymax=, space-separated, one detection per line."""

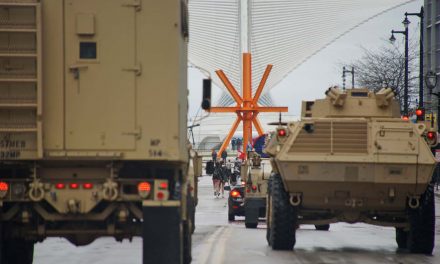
xmin=34 ymin=175 xmax=440 ymax=264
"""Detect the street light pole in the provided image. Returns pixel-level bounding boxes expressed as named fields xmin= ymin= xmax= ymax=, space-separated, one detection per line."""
xmin=406 ymin=6 xmax=425 ymax=108
xmin=342 ymin=66 xmax=355 ymax=90
xmin=391 ymin=28 xmax=409 ymax=116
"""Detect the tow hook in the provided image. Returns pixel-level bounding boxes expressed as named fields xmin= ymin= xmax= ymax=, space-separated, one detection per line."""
xmin=102 ymin=179 xmax=119 ymax=201
xmin=408 ymin=196 xmax=420 ymax=209
xmin=29 ymin=179 xmax=45 ymax=201
xmin=290 ymin=193 xmax=302 ymax=206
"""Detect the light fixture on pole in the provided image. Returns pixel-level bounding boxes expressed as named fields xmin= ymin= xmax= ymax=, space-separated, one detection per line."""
xmin=390 ymin=28 xmax=409 ymax=117
xmin=425 ymin=71 xmax=439 ymax=131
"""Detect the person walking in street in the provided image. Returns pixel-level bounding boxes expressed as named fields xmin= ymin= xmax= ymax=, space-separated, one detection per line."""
xmin=236 ymin=138 xmax=242 ymax=151
xmin=212 ymin=164 xmax=221 ymax=197
xmin=211 ymin=149 xmax=217 ymax=162
xmin=231 ymin=138 xmax=236 ymax=150
xmin=221 ymin=149 xmax=227 ymax=163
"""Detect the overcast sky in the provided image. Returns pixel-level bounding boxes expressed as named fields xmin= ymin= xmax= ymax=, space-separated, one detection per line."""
xmin=187 ymin=0 xmax=423 ymax=121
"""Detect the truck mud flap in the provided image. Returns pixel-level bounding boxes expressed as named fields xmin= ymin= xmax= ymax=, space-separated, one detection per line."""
xmin=245 ymin=198 xmax=266 ymax=226
xmin=142 ymin=201 xmax=182 ymax=264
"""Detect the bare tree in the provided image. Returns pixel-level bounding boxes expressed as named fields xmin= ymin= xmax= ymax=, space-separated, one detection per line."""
xmin=344 ymin=42 xmax=419 ymax=112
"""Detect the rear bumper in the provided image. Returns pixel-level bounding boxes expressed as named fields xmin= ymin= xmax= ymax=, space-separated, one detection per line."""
xmin=229 ymin=198 xmax=245 ymax=216
xmin=283 ymin=181 xmax=428 ymax=212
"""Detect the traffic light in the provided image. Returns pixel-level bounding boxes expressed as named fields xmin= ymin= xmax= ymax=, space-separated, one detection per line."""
xmin=201 ymin=78 xmax=211 ymax=110
xmin=415 ymin=108 xmax=425 ymax=121
xmin=426 ymin=130 xmax=438 ymax=147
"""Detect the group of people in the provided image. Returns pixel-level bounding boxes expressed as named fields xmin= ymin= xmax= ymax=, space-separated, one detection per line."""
xmin=210 ymin=149 xmax=231 ymax=198
xmin=230 ymin=137 xmax=242 ymax=151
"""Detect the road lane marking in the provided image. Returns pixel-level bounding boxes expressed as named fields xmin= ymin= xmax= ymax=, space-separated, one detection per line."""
xmin=194 ymin=226 xmax=225 ymax=264
xmin=210 ymin=226 xmax=232 ymax=264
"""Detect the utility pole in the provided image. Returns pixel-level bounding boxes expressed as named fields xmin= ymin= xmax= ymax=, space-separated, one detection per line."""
xmin=342 ymin=66 xmax=355 ymax=90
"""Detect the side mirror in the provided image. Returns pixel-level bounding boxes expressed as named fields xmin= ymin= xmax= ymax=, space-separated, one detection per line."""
xmin=201 ymin=78 xmax=211 ymax=110
xmin=224 ymin=185 xmax=231 ymax=191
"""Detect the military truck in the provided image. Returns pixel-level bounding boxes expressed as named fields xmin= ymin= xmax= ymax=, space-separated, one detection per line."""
xmin=0 ymin=1 xmax=193 ymax=263
xmin=241 ymin=151 xmax=269 ymax=228
xmin=265 ymin=87 xmax=437 ymax=254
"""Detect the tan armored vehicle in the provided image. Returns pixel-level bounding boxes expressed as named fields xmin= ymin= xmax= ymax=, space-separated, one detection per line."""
xmin=265 ymin=87 xmax=437 ymax=254
xmin=0 ymin=1 xmax=193 ymax=263
xmin=241 ymin=151 xmax=269 ymax=228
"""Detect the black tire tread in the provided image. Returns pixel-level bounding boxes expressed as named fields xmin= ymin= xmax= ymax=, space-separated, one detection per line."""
xmin=269 ymin=174 xmax=296 ymax=250
xmin=315 ymin=224 xmax=330 ymax=231
xmin=408 ymin=185 xmax=435 ymax=254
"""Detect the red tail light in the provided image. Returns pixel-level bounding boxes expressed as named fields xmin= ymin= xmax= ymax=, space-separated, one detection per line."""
xmin=159 ymin=182 xmax=168 ymax=189
xmin=69 ymin=183 xmax=79 ymax=189
xmin=138 ymin=182 xmax=151 ymax=192
xmin=427 ymin=131 xmax=436 ymax=140
xmin=55 ymin=183 xmax=65 ymax=189
xmin=231 ymin=190 xmax=241 ymax=198
xmin=138 ymin=182 xmax=151 ymax=199
xmin=0 ymin=181 xmax=9 ymax=192
xmin=83 ymin=183 xmax=93 ymax=189
xmin=278 ymin=129 xmax=286 ymax=137
xmin=157 ymin=191 xmax=165 ymax=200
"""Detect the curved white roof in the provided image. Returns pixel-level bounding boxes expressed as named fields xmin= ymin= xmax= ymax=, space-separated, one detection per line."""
xmin=188 ymin=0 xmax=416 ymax=106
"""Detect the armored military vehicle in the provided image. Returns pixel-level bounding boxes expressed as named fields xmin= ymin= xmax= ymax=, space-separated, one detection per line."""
xmin=241 ymin=151 xmax=269 ymax=228
xmin=0 ymin=0 xmax=193 ymax=263
xmin=265 ymin=87 xmax=437 ymax=254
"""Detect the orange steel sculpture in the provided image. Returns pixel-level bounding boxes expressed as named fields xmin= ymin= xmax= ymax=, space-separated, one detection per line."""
xmin=209 ymin=53 xmax=288 ymax=159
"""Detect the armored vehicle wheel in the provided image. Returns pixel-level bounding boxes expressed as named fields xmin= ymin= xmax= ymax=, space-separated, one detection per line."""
xmin=266 ymin=176 xmax=273 ymax=245
xmin=408 ymin=185 xmax=435 ymax=254
xmin=184 ymin=193 xmax=194 ymax=264
xmin=228 ymin=213 xmax=235 ymax=221
xmin=188 ymin=195 xmax=196 ymax=234
xmin=269 ymin=174 xmax=296 ymax=250
xmin=315 ymin=224 xmax=330 ymax=231
xmin=245 ymin=222 xmax=258 ymax=228
xmin=395 ymin=228 xmax=408 ymax=249
xmin=183 ymin=219 xmax=192 ymax=264
xmin=2 ymin=238 xmax=34 ymax=264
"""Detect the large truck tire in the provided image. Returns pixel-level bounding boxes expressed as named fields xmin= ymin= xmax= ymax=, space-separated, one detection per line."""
xmin=245 ymin=222 xmax=258 ymax=228
xmin=2 ymin=238 xmax=34 ymax=264
xmin=269 ymin=174 xmax=296 ymax=250
xmin=142 ymin=204 xmax=183 ymax=264
xmin=183 ymin=219 xmax=192 ymax=264
xmin=395 ymin=228 xmax=408 ymax=249
xmin=184 ymin=192 xmax=193 ymax=264
xmin=228 ymin=212 xmax=235 ymax=221
xmin=188 ymin=195 xmax=196 ymax=234
xmin=244 ymin=205 xmax=258 ymax=229
xmin=315 ymin=224 xmax=330 ymax=231
xmin=266 ymin=175 xmax=273 ymax=245
xmin=408 ymin=185 xmax=435 ymax=254
xmin=0 ymin=221 xmax=3 ymax=264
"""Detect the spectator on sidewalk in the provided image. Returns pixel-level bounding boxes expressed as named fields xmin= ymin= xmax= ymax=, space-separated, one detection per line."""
xmin=221 ymin=149 xmax=227 ymax=163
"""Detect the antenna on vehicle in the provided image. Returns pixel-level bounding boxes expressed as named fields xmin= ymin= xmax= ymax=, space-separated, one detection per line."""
xmin=268 ymin=112 xmax=287 ymax=126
